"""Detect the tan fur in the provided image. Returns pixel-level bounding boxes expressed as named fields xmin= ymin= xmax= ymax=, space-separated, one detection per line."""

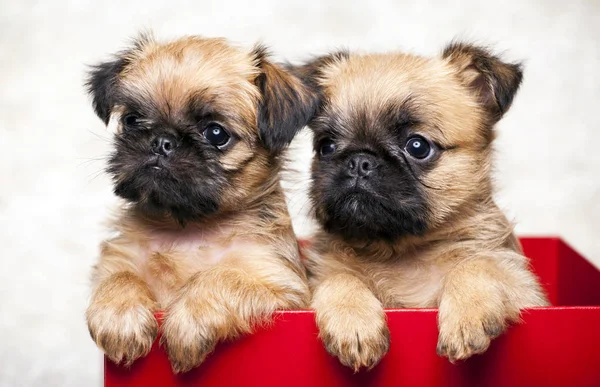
xmin=311 ymin=273 xmax=389 ymax=371
xmin=302 ymin=46 xmax=548 ymax=368
xmin=121 ymin=36 xmax=261 ymax=140
xmin=86 ymin=35 xmax=311 ymax=372
xmin=86 ymin=271 xmax=158 ymax=366
xmin=160 ymin=251 xmax=309 ymax=372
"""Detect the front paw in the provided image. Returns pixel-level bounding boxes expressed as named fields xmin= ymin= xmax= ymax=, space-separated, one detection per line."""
xmin=161 ymin=301 xmax=230 ymax=373
xmin=437 ymin=309 xmax=506 ymax=362
xmin=86 ymin=304 xmax=158 ymax=366
xmin=318 ymin=309 xmax=390 ymax=372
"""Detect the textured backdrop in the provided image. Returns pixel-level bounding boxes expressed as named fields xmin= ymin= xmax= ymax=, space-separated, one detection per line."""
xmin=0 ymin=1 xmax=598 ymax=385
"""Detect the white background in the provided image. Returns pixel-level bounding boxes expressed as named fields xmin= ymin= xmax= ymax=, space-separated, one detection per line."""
xmin=0 ymin=1 xmax=598 ymax=385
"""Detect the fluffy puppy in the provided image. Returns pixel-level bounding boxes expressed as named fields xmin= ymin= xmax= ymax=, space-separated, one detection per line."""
xmin=292 ymin=42 xmax=548 ymax=371
xmin=85 ymin=34 xmax=315 ymax=373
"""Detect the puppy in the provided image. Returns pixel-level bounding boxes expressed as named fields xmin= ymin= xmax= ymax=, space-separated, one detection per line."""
xmin=85 ymin=34 xmax=315 ymax=373
xmin=292 ymin=42 xmax=548 ymax=371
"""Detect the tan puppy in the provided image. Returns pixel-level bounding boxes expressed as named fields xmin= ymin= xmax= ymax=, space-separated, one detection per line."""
xmin=85 ymin=34 xmax=315 ymax=373
xmin=292 ymin=42 xmax=548 ymax=371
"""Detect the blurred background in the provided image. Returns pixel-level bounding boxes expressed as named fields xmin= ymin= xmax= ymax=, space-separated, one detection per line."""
xmin=0 ymin=0 xmax=598 ymax=385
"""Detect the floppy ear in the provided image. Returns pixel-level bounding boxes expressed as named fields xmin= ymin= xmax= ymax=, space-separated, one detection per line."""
xmin=85 ymin=56 xmax=128 ymax=124
xmin=442 ymin=42 xmax=523 ymax=123
xmin=253 ymin=45 xmax=319 ymax=153
xmin=85 ymin=33 xmax=155 ymax=125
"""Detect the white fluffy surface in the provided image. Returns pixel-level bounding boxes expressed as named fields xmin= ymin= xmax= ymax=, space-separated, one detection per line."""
xmin=0 ymin=1 xmax=598 ymax=385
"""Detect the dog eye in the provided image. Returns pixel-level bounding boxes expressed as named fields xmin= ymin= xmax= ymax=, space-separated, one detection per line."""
xmin=319 ymin=139 xmax=336 ymax=157
xmin=203 ymin=124 xmax=230 ymax=147
xmin=122 ymin=113 xmax=142 ymax=127
xmin=405 ymin=136 xmax=431 ymax=159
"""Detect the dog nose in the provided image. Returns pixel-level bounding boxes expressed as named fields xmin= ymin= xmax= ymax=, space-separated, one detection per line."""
xmin=347 ymin=153 xmax=379 ymax=177
xmin=151 ymin=135 xmax=178 ymax=157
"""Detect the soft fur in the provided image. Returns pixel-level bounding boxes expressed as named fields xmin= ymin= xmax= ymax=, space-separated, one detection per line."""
xmin=293 ymin=42 xmax=548 ymax=371
xmin=85 ymin=34 xmax=315 ymax=373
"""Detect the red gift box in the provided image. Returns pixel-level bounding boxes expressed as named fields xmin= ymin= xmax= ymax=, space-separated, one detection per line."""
xmin=104 ymin=237 xmax=600 ymax=387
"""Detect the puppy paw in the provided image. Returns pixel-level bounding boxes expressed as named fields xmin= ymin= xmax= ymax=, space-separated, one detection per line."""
xmin=161 ymin=300 xmax=230 ymax=373
xmin=86 ymin=304 xmax=158 ymax=366
xmin=318 ymin=308 xmax=390 ymax=372
xmin=436 ymin=309 xmax=506 ymax=362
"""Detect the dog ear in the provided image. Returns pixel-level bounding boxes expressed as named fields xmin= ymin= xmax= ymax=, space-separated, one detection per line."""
xmin=85 ymin=56 xmax=128 ymax=125
xmin=85 ymin=33 xmax=154 ymax=124
xmin=442 ymin=42 xmax=523 ymax=123
xmin=253 ymin=45 xmax=320 ymax=153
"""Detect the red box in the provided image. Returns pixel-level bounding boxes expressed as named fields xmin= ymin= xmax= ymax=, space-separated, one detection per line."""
xmin=104 ymin=238 xmax=600 ymax=387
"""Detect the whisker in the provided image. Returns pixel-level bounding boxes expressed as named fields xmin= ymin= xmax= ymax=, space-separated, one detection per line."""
xmin=76 ymin=156 xmax=108 ymax=168
xmin=87 ymin=130 xmax=113 ymax=143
